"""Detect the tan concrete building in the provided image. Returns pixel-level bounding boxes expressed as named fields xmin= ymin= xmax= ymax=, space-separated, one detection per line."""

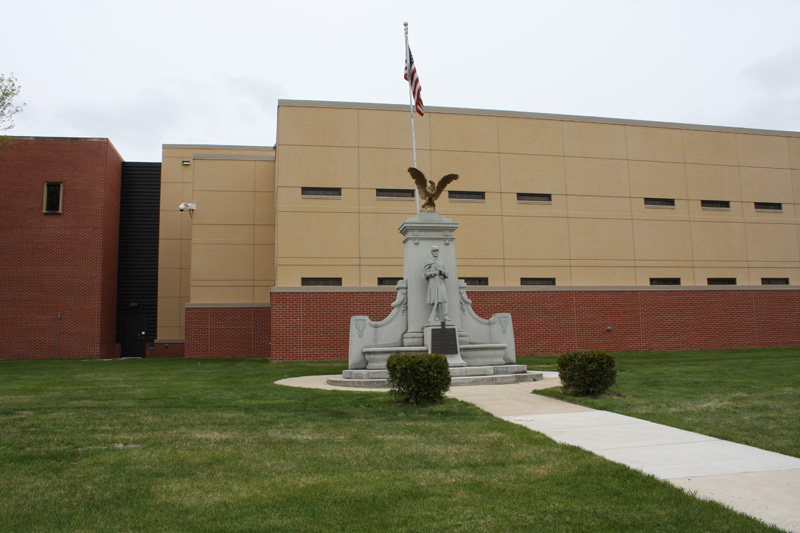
xmin=155 ymin=100 xmax=800 ymax=357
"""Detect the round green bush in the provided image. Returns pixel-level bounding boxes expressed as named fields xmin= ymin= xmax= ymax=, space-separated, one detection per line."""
xmin=557 ymin=350 xmax=617 ymax=396
xmin=386 ymin=353 xmax=451 ymax=405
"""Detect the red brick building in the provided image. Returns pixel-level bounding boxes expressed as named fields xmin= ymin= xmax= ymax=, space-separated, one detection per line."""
xmin=0 ymin=137 xmax=123 ymax=359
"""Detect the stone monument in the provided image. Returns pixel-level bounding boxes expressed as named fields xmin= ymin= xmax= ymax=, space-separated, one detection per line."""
xmin=328 ymin=168 xmax=541 ymax=387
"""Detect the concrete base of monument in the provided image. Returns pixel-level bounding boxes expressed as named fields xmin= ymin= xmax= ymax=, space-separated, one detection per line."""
xmin=327 ymin=364 xmax=543 ymax=388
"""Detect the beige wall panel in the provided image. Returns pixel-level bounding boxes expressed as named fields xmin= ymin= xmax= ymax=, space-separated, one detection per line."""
xmin=736 ymin=134 xmax=789 ymax=169
xmin=158 ymin=268 xmax=181 ymax=298
xmin=254 ymin=225 xmax=276 ymax=245
xmin=359 ymin=213 xmax=408 ymax=259
xmin=430 ymin=151 xmax=501 ymax=192
xmin=180 ymin=213 xmax=193 ymax=240
xmin=457 ymin=266 xmax=505 ymax=285
xmin=359 ymin=147 xmax=432 ymax=190
xmin=190 ymin=286 xmax=254 ymax=304
xmin=254 ymin=286 xmax=271 ymax=304
xmin=497 ymin=117 xmax=563 ymax=156
xmin=359 ymin=266 xmax=405 ymax=286
xmin=628 ymin=161 xmax=688 ymax=199
xmin=254 ymin=192 xmax=276 ymax=226
xmin=564 ymin=158 xmax=630 ymax=197
xmin=160 ymin=183 xmax=184 ymax=213
xmin=789 ymin=138 xmax=800 ymax=169
xmin=571 ymin=266 xmax=636 ymax=286
xmin=685 ymin=164 xmax=742 ymax=201
xmin=192 ymin=191 xmax=255 ymax=226
xmin=158 ymin=239 xmax=182 ymax=269
xmin=359 ymin=188 xmax=417 ymax=215
xmin=181 ymin=241 xmax=192 ymax=272
xmin=568 ymin=218 xmax=635 ymax=260
xmin=191 ymin=224 xmax=253 ymax=245
xmin=161 ymin=158 xmax=193 ymax=183
xmin=682 ymin=130 xmax=738 ymax=165
xmin=157 ymin=326 xmax=181 ymax=340
xmin=636 ymin=267 xmax=696 ymax=286
xmin=793 ymin=170 xmax=800 ymax=205
xmin=693 ymin=268 xmax=748 ymax=285
xmin=632 ymin=220 xmax=693 ymax=261
xmin=191 ymin=244 xmax=254 ymax=281
xmin=502 ymin=217 xmax=570 ymax=260
xmin=625 ymin=126 xmax=685 ymax=163
xmin=358 ymin=109 xmax=430 ymax=149
xmin=429 ymin=113 xmax=499 ymax=152
xmin=440 ymin=192 xmax=503 ymax=217
xmin=275 ymin=266 xmax=360 ymax=287
xmin=254 ymin=244 xmax=276 ymax=281
xmin=631 ymin=199 xmax=689 ymax=219
xmin=277 ymin=145 xmax=359 ymax=189
xmin=194 ymin=160 xmax=255 ymax=191
xmin=255 ymin=161 xmax=276 ymax=192
xmin=568 ymin=196 xmax=632 ymax=216
xmin=687 ymin=200 xmax=744 ymax=219
xmin=745 ymin=223 xmax=800 ymax=262
xmin=499 ymin=154 xmax=566 ymax=194
xmin=505 ymin=266 xmax=571 ymax=286
xmin=739 ymin=167 xmax=793 ymax=203
xmin=277 ymin=187 xmax=360 ymax=213
xmin=276 ymin=211 xmax=360 ymax=259
xmin=690 ymin=221 xmax=747 ymax=261
xmin=181 ymin=269 xmax=191 ymax=299
xmin=157 ymin=297 xmax=181 ymax=328
xmin=562 ymin=122 xmax=627 ymax=159
xmin=159 ymin=211 xmax=183 ymax=240
xmin=451 ymin=215 xmax=504 ymax=260
xmin=277 ymin=106 xmax=358 ymax=147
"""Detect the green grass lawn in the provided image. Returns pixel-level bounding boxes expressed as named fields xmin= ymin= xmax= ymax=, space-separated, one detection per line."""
xmin=525 ymin=347 xmax=800 ymax=458
xmin=0 ymin=357 xmax=783 ymax=532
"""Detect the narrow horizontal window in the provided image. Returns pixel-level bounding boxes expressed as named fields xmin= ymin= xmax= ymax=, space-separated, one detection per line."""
xmin=43 ymin=182 xmax=63 ymax=213
xmin=376 ymin=188 xmax=414 ymax=199
xmin=463 ymin=277 xmax=488 ymax=286
xmin=762 ymin=278 xmax=789 ymax=285
xmin=754 ymin=202 xmax=782 ymax=212
xmin=644 ymin=197 xmax=675 ymax=208
xmin=448 ymin=190 xmax=485 ymax=201
xmin=301 ymin=277 xmax=342 ymax=286
xmin=377 ymin=277 xmax=402 ymax=286
xmin=701 ymin=200 xmax=730 ymax=209
xmin=650 ymin=278 xmax=681 ymax=286
xmin=521 ymin=277 xmax=556 ymax=286
xmin=301 ymin=187 xmax=341 ymax=198
xmin=517 ymin=193 xmax=552 ymax=204
xmin=708 ymin=278 xmax=737 ymax=285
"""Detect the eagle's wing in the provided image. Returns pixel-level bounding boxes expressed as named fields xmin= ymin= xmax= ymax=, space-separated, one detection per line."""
xmin=408 ymin=167 xmax=429 ymax=199
xmin=431 ymin=174 xmax=459 ymax=200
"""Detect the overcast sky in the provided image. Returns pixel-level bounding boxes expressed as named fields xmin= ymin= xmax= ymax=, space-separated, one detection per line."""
xmin=3 ymin=0 xmax=800 ymax=162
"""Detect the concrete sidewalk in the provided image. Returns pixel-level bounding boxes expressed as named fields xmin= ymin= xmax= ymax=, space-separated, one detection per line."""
xmin=277 ymin=374 xmax=800 ymax=532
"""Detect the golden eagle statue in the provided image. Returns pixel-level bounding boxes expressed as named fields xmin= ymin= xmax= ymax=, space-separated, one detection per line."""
xmin=408 ymin=167 xmax=459 ymax=212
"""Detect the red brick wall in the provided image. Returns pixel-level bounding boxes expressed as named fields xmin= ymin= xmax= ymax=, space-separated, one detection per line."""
xmin=0 ymin=137 xmax=122 ymax=359
xmin=151 ymin=342 xmax=184 ymax=358
xmin=184 ymin=306 xmax=271 ymax=358
xmin=264 ymin=288 xmax=800 ymax=361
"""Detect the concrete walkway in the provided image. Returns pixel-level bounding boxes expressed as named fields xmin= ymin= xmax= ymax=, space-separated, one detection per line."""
xmin=277 ymin=373 xmax=800 ymax=532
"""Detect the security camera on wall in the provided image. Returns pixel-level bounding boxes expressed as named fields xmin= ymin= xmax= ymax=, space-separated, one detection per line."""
xmin=178 ymin=202 xmax=196 ymax=217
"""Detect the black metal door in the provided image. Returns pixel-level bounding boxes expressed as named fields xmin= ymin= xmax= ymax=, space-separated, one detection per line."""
xmin=120 ymin=312 xmax=148 ymax=357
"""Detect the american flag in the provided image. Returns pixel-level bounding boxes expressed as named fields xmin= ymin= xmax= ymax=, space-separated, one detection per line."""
xmin=404 ymin=46 xmax=424 ymax=116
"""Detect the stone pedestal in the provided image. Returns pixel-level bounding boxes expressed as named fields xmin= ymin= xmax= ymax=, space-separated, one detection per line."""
xmin=423 ymin=322 xmax=465 ymax=367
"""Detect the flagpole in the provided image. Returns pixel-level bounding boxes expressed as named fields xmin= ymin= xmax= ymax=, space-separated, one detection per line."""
xmin=404 ymin=21 xmax=421 ymax=213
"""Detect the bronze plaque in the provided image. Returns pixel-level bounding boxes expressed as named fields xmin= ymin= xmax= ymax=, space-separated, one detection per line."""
xmin=431 ymin=326 xmax=458 ymax=355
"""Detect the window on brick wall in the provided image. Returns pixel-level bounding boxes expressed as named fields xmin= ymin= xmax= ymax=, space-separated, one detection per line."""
xmin=517 ymin=193 xmax=552 ymax=204
xmin=650 ymin=278 xmax=681 ymax=286
xmin=301 ymin=277 xmax=342 ymax=286
xmin=701 ymin=199 xmax=730 ymax=210
xmin=449 ymin=190 xmax=485 ymax=201
xmin=762 ymin=278 xmax=789 ymax=285
xmin=377 ymin=277 xmax=402 ymax=286
xmin=521 ymin=277 xmax=556 ymax=285
xmin=644 ymin=197 xmax=676 ymax=208
xmin=376 ymin=188 xmax=414 ymax=199
xmin=708 ymin=278 xmax=737 ymax=285
xmin=301 ymin=187 xmax=341 ymax=198
xmin=43 ymin=182 xmax=63 ymax=213
xmin=463 ymin=277 xmax=489 ymax=286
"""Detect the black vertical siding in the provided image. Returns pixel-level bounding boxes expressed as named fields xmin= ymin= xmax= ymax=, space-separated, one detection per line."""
xmin=116 ymin=162 xmax=161 ymax=344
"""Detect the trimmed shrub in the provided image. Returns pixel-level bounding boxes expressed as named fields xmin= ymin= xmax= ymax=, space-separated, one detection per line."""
xmin=386 ymin=353 xmax=451 ymax=405
xmin=557 ymin=350 xmax=617 ymax=396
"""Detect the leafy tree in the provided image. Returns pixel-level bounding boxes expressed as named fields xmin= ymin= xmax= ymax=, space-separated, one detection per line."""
xmin=0 ymin=72 xmax=25 ymax=151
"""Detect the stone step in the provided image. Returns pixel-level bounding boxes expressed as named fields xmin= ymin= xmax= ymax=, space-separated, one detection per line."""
xmin=327 ymin=370 xmax=544 ymax=388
